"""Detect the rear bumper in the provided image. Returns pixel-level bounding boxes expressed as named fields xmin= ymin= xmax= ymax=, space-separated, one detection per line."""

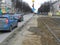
xmin=0 ymin=25 xmax=10 ymax=31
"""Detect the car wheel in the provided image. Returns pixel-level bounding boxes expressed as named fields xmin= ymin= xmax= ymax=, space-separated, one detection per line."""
xmin=20 ymin=18 xmax=23 ymax=22
xmin=15 ymin=22 xmax=18 ymax=27
xmin=17 ymin=19 xmax=20 ymax=22
xmin=21 ymin=18 xmax=23 ymax=21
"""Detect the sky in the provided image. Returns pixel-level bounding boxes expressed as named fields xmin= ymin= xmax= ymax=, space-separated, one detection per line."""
xmin=23 ymin=0 xmax=57 ymax=12
xmin=23 ymin=0 xmax=50 ymax=12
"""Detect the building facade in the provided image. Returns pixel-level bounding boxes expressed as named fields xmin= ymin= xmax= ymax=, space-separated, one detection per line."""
xmin=53 ymin=1 xmax=60 ymax=11
xmin=52 ymin=0 xmax=60 ymax=15
xmin=0 ymin=0 xmax=14 ymax=13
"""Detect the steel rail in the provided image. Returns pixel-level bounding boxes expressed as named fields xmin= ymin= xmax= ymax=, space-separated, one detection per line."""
xmin=42 ymin=20 xmax=60 ymax=44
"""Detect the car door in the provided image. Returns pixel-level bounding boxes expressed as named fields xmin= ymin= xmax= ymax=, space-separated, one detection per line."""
xmin=13 ymin=16 xmax=18 ymax=26
xmin=9 ymin=16 xmax=15 ymax=27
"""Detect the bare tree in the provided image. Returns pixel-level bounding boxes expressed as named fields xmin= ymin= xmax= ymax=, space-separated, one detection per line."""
xmin=38 ymin=2 xmax=50 ymax=13
xmin=12 ymin=0 xmax=33 ymax=13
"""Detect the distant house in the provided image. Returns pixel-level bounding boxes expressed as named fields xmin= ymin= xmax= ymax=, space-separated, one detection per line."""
xmin=51 ymin=1 xmax=60 ymax=15
xmin=0 ymin=0 xmax=14 ymax=13
xmin=4 ymin=0 xmax=12 ymax=8
xmin=0 ymin=0 xmax=12 ymax=9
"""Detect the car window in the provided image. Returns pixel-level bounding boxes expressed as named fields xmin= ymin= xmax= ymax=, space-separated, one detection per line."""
xmin=10 ymin=16 xmax=14 ymax=20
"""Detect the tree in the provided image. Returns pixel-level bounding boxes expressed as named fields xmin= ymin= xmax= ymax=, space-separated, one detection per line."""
xmin=38 ymin=2 xmax=50 ymax=13
xmin=22 ymin=2 xmax=32 ymax=12
xmin=12 ymin=0 xmax=33 ymax=13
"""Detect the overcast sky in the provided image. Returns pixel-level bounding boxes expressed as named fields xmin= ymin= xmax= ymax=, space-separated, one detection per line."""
xmin=23 ymin=0 xmax=57 ymax=12
xmin=23 ymin=0 xmax=50 ymax=12
xmin=23 ymin=0 xmax=50 ymax=7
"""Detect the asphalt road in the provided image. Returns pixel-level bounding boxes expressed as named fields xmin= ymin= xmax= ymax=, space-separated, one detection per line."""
xmin=0 ymin=13 xmax=33 ymax=44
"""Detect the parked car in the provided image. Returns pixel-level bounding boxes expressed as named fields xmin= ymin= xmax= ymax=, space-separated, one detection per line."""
xmin=0 ymin=14 xmax=18 ymax=31
xmin=14 ymin=13 xmax=24 ymax=22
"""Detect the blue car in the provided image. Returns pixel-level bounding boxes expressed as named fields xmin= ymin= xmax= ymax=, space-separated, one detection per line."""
xmin=0 ymin=14 xmax=18 ymax=31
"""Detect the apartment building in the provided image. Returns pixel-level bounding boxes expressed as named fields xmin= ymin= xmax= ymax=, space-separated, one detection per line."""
xmin=51 ymin=0 xmax=60 ymax=15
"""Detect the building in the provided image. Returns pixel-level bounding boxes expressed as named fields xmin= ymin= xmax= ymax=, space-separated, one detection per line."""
xmin=51 ymin=0 xmax=60 ymax=15
xmin=0 ymin=0 xmax=12 ymax=8
xmin=0 ymin=0 xmax=13 ymax=13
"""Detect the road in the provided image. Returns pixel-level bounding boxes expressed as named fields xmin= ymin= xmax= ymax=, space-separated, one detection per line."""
xmin=0 ymin=13 xmax=34 ymax=45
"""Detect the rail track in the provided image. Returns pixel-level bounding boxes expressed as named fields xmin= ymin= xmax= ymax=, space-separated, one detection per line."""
xmin=39 ymin=17 xmax=60 ymax=45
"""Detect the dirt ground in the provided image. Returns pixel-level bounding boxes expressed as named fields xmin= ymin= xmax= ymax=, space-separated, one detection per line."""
xmin=37 ymin=17 xmax=60 ymax=45
xmin=22 ymin=27 xmax=42 ymax=45
xmin=22 ymin=15 xmax=59 ymax=45
xmin=22 ymin=15 xmax=42 ymax=45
